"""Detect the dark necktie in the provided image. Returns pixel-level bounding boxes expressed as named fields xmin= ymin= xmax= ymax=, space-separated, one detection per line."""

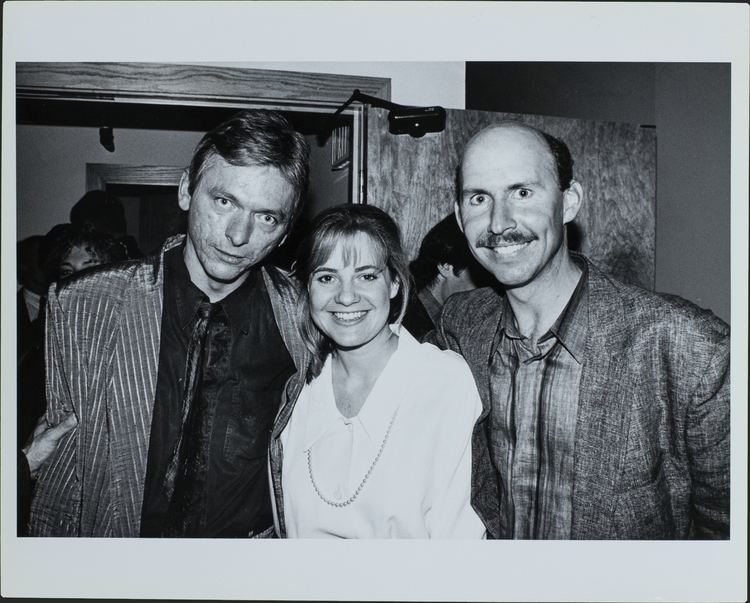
xmin=161 ymin=300 xmax=216 ymax=536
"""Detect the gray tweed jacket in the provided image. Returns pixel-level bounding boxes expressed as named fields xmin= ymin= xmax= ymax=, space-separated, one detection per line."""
xmin=432 ymin=254 xmax=730 ymax=539
xmin=29 ymin=235 xmax=307 ymax=537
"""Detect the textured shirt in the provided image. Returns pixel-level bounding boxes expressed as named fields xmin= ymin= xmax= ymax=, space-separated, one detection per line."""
xmin=489 ymin=261 xmax=589 ymax=539
xmin=140 ymin=245 xmax=295 ymax=537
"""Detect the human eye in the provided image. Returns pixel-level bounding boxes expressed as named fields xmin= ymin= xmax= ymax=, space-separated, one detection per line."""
xmin=510 ymin=188 xmax=533 ymax=201
xmin=256 ymin=213 xmax=278 ymax=226
xmin=359 ymin=272 xmax=379 ymax=282
xmin=467 ymin=193 xmax=491 ymax=206
xmin=315 ymin=273 xmax=336 ymax=284
xmin=214 ymin=196 xmax=232 ymax=208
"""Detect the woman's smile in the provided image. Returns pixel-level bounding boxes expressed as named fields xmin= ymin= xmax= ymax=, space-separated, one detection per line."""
xmin=330 ymin=310 xmax=369 ymax=323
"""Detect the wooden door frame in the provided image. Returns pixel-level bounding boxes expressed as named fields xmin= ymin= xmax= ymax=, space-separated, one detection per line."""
xmin=18 ymin=62 xmax=392 ymax=202
xmin=86 ymin=163 xmax=184 ymax=191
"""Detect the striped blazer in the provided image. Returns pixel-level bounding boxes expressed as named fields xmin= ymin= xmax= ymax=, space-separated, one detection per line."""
xmin=29 ymin=235 xmax=307 ymax=537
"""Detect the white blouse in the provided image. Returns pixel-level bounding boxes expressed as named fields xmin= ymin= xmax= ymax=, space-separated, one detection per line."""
xmin=279 ymin=326 xmax=486 ymax=538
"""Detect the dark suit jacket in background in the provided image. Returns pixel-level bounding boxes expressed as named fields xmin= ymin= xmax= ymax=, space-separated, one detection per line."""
xmin=17 ymin=290 xmax=46 ymax=446
xmin=433 ymin=254 xmax=730 ymax=539
xmin=401 ymin=291 xmax=436 ymax=342
xmin=29 ymin=235 xmax=306 ymax=537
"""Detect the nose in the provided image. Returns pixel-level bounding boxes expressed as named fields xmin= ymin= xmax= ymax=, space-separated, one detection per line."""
xmin=334 ymin=278 xmax=360 ymax=306
xmin=488 ymin=199 xmax=517 ymax=235
xmin=225 ymin=214 xmax=253 ymax=247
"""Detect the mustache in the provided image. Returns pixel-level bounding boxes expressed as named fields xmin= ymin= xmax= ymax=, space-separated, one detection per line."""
xmin=476 ymin=231 xmax=537 ymax=248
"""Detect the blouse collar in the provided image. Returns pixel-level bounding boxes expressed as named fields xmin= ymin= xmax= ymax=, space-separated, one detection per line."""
xmin=300 ymin=324 xmax=418 ymax=451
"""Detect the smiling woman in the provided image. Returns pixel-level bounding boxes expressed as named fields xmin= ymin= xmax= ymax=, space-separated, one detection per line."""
xmin=268 ymin=204 xmax=487 ymax=539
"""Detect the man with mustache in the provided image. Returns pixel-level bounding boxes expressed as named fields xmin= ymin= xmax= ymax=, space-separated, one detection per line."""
xmin=432 ymin=121 xmax=730 ymax=539
xmin=29 ymin=110 xmax=309 ymax=537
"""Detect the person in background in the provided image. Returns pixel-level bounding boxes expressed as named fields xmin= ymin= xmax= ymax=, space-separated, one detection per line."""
xmin=42 ymin=222 xmax=130 ymax=283
xmin=70 ymin=189 xmax=142 ymax=259
xmin=17 ymin=236 xmax=47 ymax=350
xmin=270 ymin=204 xmax=485 ymax=539
xmin=17 ymin=236 xmax=48 ymax=443
xmin=29 ymin=110 xmax=310 ymax=538
xmin=402 ymin=213 xmax=488 ymax=339
xmin=433 ymin=121 xmax=729 ymax=539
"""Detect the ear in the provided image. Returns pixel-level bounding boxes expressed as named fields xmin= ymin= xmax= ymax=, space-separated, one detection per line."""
xmin=454 ymin=202 xmax=465 ymax=233
xmin=390 ymin=276 xmax=400 ymax=300
xmin=437 ymin=262 xmax=455 ymax=279
xmin=562 ymin=180 xmax=583 ymax=224
xmin=177 ymin=169 xmax=191 ymax=211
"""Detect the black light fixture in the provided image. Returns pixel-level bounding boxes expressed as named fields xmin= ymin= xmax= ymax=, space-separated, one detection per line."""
xmin=333 ymin=89 xmax=446 ymax=138
xmin=99 ymin=126 xmax=115 ymax=152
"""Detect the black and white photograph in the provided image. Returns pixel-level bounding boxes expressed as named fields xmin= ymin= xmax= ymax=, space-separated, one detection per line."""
xmin=2 ymin=2 xmax=747 ymax=601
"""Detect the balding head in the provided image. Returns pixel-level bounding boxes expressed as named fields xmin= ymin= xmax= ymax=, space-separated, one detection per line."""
xmin=454 ymin=120 xmax=583 ymax=291
xmin=461 ymin=122 xmax=574 ymax=192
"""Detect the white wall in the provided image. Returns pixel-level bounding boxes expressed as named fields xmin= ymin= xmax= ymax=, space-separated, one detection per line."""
xmin=16 ymin=63 xmax=466 ymax=243
xmin=16 ymin=126 xmax=203 ymax=241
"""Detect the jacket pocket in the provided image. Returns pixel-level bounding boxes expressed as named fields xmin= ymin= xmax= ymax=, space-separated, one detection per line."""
xmin=613 ymin=462 xmax=675 ymax=539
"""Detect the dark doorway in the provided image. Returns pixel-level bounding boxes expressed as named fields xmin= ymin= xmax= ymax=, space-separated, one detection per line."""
xmin=108 ymin=183 xmax=183 ymax=256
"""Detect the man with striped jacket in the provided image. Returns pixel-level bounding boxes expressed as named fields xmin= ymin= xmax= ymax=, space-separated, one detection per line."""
xmin=29 ymin=110 xmax=309 ymax=537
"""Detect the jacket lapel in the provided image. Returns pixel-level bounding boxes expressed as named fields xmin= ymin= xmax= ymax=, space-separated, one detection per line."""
xmin=460 ymin=294 xmax=505 ymax=424
xmin=263 ymin=267 xmax=309 ymax=437
xmin=570 ymin=268 xmax=634 ymax=539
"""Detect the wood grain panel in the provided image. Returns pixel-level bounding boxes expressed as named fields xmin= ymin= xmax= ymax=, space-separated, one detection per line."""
xmin=17 ymin=62 xmax=391 ymax=106
xmin=86 ymin=164 xmax=184 ymax=191
xmin=367 ymin=107 xmax=656 ymax=289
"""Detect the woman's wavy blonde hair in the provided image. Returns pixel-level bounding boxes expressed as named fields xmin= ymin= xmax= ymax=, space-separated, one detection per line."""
xmin=292 ymin=204 xmax=411 ymax=381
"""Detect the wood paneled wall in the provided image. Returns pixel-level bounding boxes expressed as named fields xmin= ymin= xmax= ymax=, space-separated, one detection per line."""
xmin=366 ymin=107 xmax=656 ymax=289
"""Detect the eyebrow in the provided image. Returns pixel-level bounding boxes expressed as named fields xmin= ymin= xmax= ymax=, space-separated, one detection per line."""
xmin=507 ymin=181 xmax=542 ymax=190
xmin=462 ymin=181 xmax=543 ymax=195
xmin=461 ymin=186 xmax=489 ymax=196
xmin=312 ymin=264 xmax=382 ymax=274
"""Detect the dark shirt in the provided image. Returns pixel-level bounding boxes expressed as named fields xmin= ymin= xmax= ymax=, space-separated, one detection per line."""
xmin=140 ymin=245 xmax=295 ymax=537
xmin=17 ymin=289 xmax=47 ymax=446
xmin=489 ymin=259 xmax=589 ymax=539
xmin=402 ymin=289 xmax=439 ymax=341
xmin=18 ymin=450 xmax=32 ymax=536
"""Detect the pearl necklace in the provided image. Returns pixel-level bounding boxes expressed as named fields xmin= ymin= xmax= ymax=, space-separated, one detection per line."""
xmin=305 ymin=408 xmax=399 ymax=508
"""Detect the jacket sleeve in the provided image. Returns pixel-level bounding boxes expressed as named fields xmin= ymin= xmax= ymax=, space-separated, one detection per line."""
xmin=28 ymin=287 xmax=82 ymax=537
xmin=686 ymin=331 xmax=730 ymax=538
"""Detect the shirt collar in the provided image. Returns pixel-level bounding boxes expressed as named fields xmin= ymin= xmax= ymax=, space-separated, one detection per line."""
xmin=301 ymin=325 xmax=412 ymax=451
xmin=497 ymin=256 xmax=589 ymax=364
xmin=169 ymin=242 xmax=261 ymax=333
xmin=547 ymin=257 xmax=588 ymax=363
xmin=168 ymin=243 xmax=208 ymax=330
